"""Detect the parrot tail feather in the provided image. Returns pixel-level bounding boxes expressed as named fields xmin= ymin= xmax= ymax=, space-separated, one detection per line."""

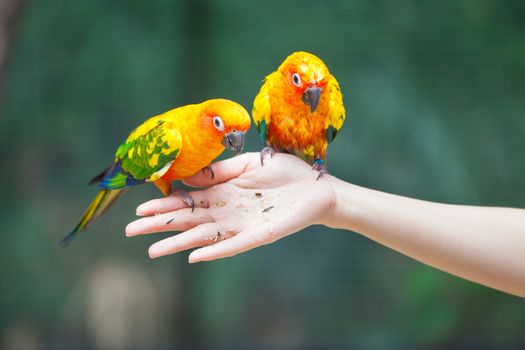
xmin=60 ymin=189 xmax=125 ymax=246
xmin=88 ymin=166 xmax=110 ymax=185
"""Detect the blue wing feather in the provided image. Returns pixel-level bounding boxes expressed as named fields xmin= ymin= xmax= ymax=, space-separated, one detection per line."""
xmin=99 ymin=160 xmax=146 ymax=189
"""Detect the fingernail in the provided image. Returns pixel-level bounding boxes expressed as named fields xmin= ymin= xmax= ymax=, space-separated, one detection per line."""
xmin=148 ymin=246 xmax=159 ymax=259
xmin=136 ymin=204 xmax=147 ymax=216
xmin=125 ymin=220 xmax=142 ymax=236
xmin=188 ymin=252 xmax=201 ymax=263
xmin=125 ymin=223 xmax=134 ymax=237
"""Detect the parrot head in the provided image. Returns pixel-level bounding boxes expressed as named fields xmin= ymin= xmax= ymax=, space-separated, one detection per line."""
xmin=277 ymin=51 xmax=331 ymax=113
xmin=201 ymin=99 xmax=251 ymax=155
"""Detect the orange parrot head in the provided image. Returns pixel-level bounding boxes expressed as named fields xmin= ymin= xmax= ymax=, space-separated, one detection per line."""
xmin=277 ymin=51 xmax=331 ymax=113
xmin=200 ymin=99 xmax=251 ymax=155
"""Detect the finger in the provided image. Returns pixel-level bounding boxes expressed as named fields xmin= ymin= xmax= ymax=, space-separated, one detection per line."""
xmin=126 ymin=208 xmax=213 ymax=236
xmin=188 ymin=226 xmax=270 ymax=263
xmin=182 ymin=153 xmax=254 ymax=188
xmin=148 ymin=222 xmax=222 ymax=259
xmin=136 ymin=190 xmax=209 ymax=216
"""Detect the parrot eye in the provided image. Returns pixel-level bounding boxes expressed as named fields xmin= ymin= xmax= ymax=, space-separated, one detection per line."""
xmin=213 ymin=116 xmax=225 ymax=131
xmin=292 ymin=73 xmax=302 ymax=87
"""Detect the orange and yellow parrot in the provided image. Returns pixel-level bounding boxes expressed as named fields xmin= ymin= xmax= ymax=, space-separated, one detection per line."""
xmin=253 ymin=51 xmax=346 ymax=178
xmin=62 ymin=99 xmax=251 ymax=244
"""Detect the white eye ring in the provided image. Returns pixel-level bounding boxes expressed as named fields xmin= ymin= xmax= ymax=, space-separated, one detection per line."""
xmin=292 ymin=73 xmax=302 ymax=87
xmin=213 ymin=116 xmax=224 ymax=131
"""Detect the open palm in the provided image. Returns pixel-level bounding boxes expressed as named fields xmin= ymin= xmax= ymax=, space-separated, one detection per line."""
xmin=125 ymin=153 xmax=336 ymax=262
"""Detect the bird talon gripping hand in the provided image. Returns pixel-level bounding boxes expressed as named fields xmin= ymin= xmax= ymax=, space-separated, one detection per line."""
xmin=63 ymin=99 xmax=251 ymax=244
xmin=253 ymin=51 xmax=346 ymax=177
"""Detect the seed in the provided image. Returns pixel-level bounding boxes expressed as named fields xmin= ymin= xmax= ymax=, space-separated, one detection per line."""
xmin=262 ymin=206 xmax=274 ymax=213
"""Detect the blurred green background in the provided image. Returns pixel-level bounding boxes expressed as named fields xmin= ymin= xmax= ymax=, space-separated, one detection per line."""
xmin=1 ymin=0 xmax=524 ymax=349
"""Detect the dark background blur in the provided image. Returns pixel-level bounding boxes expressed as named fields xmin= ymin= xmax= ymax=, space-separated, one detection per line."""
xmin=1 ymin=0 xmax=525 ymax=349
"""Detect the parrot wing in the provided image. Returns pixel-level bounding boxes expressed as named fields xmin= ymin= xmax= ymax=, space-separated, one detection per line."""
xmin=62 ymin=117 xmax=182 ymax=243
xmin=252 ymin=73 xmax=276 ymax=144
xmin=324 ymin=75 xmax=346 ymax=143
xmin=100 ymin=117 xmax=182 ymax=190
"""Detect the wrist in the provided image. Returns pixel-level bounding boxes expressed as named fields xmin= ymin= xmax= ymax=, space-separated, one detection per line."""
xmin=320 ymin=175 xmax=357 ymax=231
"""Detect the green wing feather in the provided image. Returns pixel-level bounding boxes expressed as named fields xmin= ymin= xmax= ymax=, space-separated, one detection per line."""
xmin=101 ymin=118 xmax=182 ymax=189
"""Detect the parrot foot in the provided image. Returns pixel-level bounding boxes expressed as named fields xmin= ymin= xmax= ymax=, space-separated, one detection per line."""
xmin=172 ymin=188 xmax=195 ymax=213
xmin=202 ymin=166 xmax=215 ymax=179
xmin=260 ymin=146 xmax=277 ymax=165
xmin=312 ymin=159 xmax=328 ymax=180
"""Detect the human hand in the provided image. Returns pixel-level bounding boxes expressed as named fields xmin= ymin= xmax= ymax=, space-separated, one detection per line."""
xmin=125 ymin=152 xmax=337 ymax=262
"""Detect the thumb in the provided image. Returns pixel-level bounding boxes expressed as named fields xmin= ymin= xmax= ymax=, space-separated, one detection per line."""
xmin=182 ymin=153 xmax=255 ymax=188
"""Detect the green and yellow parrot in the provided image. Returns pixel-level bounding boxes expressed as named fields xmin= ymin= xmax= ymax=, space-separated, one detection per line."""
xmin=63 ymin=99 xmax=251 ymax=244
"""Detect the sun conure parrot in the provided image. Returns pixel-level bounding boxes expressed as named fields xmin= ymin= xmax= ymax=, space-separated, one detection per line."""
xmin=62 ymin=99 xmax=251 ymax=244
xmin=252 ymin=51 xmax=346 ymax=178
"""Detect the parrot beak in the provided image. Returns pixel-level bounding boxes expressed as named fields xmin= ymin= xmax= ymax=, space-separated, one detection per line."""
xmin=222 ymin=130 xmax=246 ymax=155
xmin=302 ymin=86 xmax=321 ymax=113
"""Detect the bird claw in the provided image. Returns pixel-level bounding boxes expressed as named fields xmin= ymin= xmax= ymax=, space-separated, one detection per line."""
xmin=312 ymin=159 xmax=328 ymax=180
xmin=172 ymin=188 xmax=195 ymax=212
xmin=202 ymin=166 xmax=215 ymax=179
xmin=260 ymin=146 xmax=276 ymax=166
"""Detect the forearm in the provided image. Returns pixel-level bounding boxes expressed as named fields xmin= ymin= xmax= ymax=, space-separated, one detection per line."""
xmin=326 ymin=177 xmax=525 ymax=298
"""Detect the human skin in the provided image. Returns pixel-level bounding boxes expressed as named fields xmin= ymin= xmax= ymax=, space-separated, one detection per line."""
xmin=125 ymin=153 xmax=525 ymax=298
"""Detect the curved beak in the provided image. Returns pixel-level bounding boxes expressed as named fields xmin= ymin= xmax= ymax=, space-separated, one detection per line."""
xmin=221 ymin=130 xmax=246 ymax=155
xmin=302 ymin=86 xmax=321 ymax=113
